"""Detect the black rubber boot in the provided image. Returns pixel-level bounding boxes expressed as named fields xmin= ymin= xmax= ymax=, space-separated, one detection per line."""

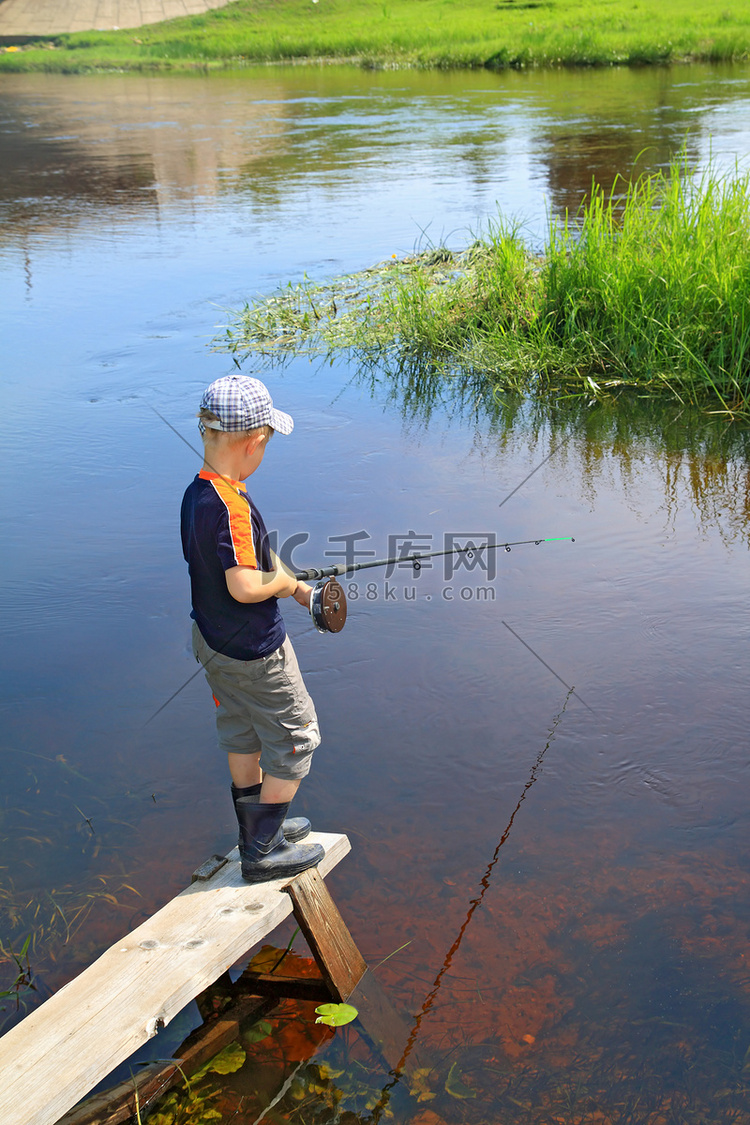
xmin=231 ymin=784 xmax=311 ymax=850
xmin=236 ymin=798 xmax=324 ymax=884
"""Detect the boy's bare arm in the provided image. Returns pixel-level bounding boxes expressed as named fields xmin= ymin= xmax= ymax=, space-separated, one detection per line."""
xmin=293 ymin=581 xmax=313 ymax=608
xmin=225 ymin=562 xmax=297 ymax=603
xmin=225 ymin=551 xmax=314 ymax=607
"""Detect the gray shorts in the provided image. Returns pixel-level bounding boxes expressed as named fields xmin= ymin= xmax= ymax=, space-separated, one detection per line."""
xmin=192 ymin=621 xmax=320 ymax=781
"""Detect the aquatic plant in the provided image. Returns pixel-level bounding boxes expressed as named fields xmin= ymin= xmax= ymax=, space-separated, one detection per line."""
xmin=221 ymin=160 xmax=750 ymax=418
xmin=146 ymin=1043 xmax=246 ymax=1125
xmin=0 ymin=746 xmax=145 ymax=1032
xmin=0 ymin=935 xmax=35 ymax=1010
xmin=315 ymin=1002 xmax=359 ymax=1027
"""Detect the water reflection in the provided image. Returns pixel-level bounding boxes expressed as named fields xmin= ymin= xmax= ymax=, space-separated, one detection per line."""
xmin=2 ymin=64 xmax=750 ymax=257
xmin=352 ymin=354 xmax=750 ymax=545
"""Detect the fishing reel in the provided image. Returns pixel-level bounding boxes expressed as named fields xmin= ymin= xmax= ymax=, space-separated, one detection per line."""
xmin=309 ymin=577 xmax=347 ymax=634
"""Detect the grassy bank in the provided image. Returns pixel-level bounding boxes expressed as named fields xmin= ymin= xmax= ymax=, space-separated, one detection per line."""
xmin=220 ymin=163 xmax=750 ymax=418
xmin=2 ymin=0 xmax=750 ymax=74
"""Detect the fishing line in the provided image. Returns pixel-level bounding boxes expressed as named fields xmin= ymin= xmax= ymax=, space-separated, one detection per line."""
xmin=367 ymin=690 xmax=574 ymax=1119
xmin=150 ymin=405 xmax=218 ymax=475
xmin=142 ymin=591 xmax=290 ymax=728
xmin=497 ymin=441 xmax=564 ymax=511
xmin=502 ymin=621 xmax=595 ymax=714
xmin=152 ymin=403 xmax=575 ymax=585
xmin=142 ymin=663 xmax=210 ymax=728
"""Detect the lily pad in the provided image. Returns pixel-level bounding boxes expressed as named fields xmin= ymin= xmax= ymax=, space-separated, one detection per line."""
xmin=192 ymin=1041 xmax=246 ymax=1080
xmin=314 ymin=1002 xmax=358 ymax=1027
xmin=244 ymin=1018 xmax=273 ymax=1044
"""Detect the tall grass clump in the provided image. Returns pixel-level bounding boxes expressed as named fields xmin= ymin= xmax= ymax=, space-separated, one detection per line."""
xmin=536 ymin=164 xmax=750 ymax=409
xmin=360 ymin=161 xmax=750 ymax=414
xmin=223 ymin=161 xmax=750 ymax=416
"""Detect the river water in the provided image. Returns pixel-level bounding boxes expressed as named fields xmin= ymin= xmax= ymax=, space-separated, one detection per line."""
xmin=1 ymin=63 xmax=750 ymax=1123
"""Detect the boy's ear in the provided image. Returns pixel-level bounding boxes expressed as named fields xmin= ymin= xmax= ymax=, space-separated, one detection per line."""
xmin=246 ymin=431 xmax=267 ymax=452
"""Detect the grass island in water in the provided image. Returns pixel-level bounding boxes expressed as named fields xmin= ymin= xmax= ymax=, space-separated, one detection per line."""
xmin=1 ymin=0 xmax=750 ymax=74
xmin=218 ymin=162 xmax=750 ymax=419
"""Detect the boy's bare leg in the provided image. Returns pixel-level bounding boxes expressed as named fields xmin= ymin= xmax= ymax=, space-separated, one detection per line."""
xmin=227 ymin=754 xmax=301 ymax=804
xmin=260 ymin=776 xmax=300 ymax=804
xmin=228 ymin=752 xmax=262 ymax=788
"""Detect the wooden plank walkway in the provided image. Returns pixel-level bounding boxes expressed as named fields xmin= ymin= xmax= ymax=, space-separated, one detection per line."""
xmin=0 ymin=832 xmax=350 ymax=1125
xmin=0 ymin=0 xmax=232 ymax=38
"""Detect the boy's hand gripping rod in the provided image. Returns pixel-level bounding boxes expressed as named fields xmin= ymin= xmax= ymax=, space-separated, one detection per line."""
xmin=298 ymin=536 xmax=575 ymax=633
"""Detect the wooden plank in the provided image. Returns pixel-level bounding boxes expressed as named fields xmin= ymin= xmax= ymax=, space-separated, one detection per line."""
xmin=0 ymin=832 xmax=349 ymax=1125
xmin=191 ymin=854 xmax=228 ymax=883
xmin=285 ymin=867 xmax=367 ymax=1002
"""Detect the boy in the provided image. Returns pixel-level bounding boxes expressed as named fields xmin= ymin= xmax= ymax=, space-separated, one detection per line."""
xmin=181 ymin=374 xmax=323 ymax=884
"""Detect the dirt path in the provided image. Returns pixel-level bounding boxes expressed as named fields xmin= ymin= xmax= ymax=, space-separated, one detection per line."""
xmin=0 ymin=0 xmax=230 ymax=37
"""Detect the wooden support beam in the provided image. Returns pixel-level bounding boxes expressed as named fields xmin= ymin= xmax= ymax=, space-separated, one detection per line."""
xmin=57 ymin=995 xmax=278 ymax=1125
xmin=0 ymin=832 xmax=350 ymax=1125
xmin=235 ymin=971 xmax=331 ymax=1003
xmin=285 ymin=867 xmax=367 ymax=1002
xmin=55 ymin=1063 xmax=178 ymax=1125
xmin=283 ymin=870 xmax=429 ymax=1074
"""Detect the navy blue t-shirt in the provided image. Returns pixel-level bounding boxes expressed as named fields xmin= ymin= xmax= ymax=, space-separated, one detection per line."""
xmin=181 ymin=471 xmax=286 ymax=660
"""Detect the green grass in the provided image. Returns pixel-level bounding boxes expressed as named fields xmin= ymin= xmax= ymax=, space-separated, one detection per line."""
xmin=2 ymin=0 xmax=750 ymax=74
xmin=219 ymin=161 xmax=750 ymax=418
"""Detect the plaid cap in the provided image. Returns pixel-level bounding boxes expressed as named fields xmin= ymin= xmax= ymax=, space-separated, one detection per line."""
xmin=199 ymin=375 xmax=294 ymax=436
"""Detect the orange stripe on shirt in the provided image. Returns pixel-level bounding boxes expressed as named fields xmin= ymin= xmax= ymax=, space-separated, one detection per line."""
xmin=204 ymin=473 xmax=258 ymax=568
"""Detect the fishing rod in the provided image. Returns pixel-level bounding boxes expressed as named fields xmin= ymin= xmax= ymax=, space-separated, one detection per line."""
xmin=299 ymin=536 xmax=575 ymax=633
xmin=296 ymin=536 xmax=575 ymax=582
